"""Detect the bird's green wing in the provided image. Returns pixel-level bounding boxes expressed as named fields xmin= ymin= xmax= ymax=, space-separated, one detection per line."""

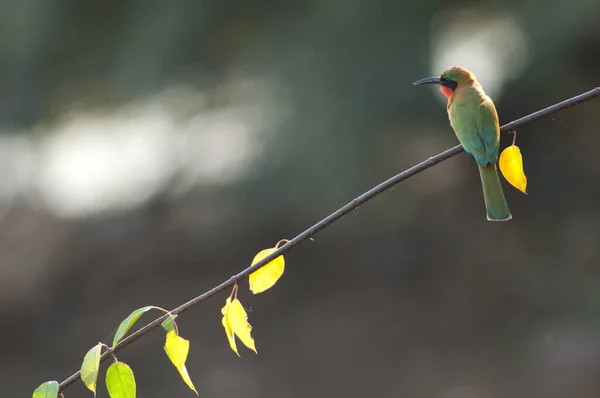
xmin=449 ymin=93 xmax=500 ymax=166
xmin=476 ymin=98 xmax=501 ymax=164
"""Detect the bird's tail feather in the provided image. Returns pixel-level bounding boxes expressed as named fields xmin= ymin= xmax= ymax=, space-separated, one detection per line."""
xmin=478 ymin=164 xmax=512 ymax=221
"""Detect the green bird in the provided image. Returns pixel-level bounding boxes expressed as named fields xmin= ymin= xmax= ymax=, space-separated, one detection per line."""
xmin=413 ymin=66 xmax=511 ymax=221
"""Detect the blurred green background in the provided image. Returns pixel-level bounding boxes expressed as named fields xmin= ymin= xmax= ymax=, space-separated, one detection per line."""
xmin=3 ymin=1 xmax=600 ymax=397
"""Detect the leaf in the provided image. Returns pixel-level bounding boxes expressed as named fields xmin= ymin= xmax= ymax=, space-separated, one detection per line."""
xmin=249 ymin=248 xmax=285 ymax=294
xmin=228 ymin=299 xmax=257 ymax=353
xmin=221 ymin=297 xmax=238 ymax=356
xmin=112 ymin=306 xmax=154 ymax=347
xmin=80 ymin=342 xmax=103 ymax=395
xmin=161 ymin=314 xmax=178 ymax=333
xmin=106 ymin=362 xmax=136 ymax=398
xmin=164 ymin=331 xmax=198 ymax=395
xmin=33 ymin=381 xmax=59 ymax=398
xmin=223 ymin=298 xmax=257 ymax=354
xmin=499 ymin=145 xmax=527 ymax=194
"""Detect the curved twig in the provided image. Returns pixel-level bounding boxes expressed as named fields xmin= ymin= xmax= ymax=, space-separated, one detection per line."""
xmin=57 ymin=86 xmax=600 ymax=393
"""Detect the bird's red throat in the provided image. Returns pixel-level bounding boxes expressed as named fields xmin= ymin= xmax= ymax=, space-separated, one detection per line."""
xmin=439 ymin=86 xmax=453 ymax=99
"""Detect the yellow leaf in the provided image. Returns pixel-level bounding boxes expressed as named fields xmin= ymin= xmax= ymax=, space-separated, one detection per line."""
xmin=249 ymin=248 xmax=285 ymax=294
xmin=227 ymin=298 xmax=257 ymax=354
xmin=221 ymin=297 xmax=239 ymax=356
xmin=80 ymin=342 xmax=103 ymax=396
xmin=221 ymin=294 xmax=257 ymax=355
xmin=164 ymin=331 xmax=198 ymax=395
xmin=499 ymin=145 xmax=527 ymax=194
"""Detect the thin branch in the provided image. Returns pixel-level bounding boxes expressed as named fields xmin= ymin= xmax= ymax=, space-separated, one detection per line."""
xmin=57 ymin=86 xmax=600 ymax=393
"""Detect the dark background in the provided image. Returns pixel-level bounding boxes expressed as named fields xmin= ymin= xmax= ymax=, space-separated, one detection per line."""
xmin=3 ymin=1 xmax=600 ymax=397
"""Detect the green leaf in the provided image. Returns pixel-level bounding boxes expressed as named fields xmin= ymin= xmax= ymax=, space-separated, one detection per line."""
xmin=32 ymin=381 xmax=59 ymax=398
xmin=161 ymin=314 xmax=178 ymax=333
xmin=112 ymin=306 xmax=154 ymax=347
xmin=106 ymin=362 xmax=136 ymax=398
xmin=80 ymin=342 xmax=103 ymax=395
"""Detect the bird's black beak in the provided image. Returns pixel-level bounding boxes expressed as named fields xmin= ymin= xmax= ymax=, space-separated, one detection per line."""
xmin=413 ymin=76 xmax=441 ymax=86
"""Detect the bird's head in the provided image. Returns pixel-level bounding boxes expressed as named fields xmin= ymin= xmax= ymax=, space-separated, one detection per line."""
xmin=413 ymin=66 xmax=477 ymax=99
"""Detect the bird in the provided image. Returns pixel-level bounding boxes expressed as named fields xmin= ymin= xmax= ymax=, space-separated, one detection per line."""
xmin=413 ymin=66 xmax=511 ymax=221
